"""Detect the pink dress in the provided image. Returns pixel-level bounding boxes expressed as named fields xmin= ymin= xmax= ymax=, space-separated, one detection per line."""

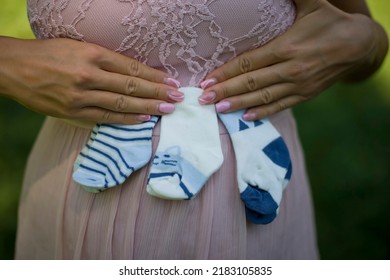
xmin=16 ymin=0 xmax=319 ymax=259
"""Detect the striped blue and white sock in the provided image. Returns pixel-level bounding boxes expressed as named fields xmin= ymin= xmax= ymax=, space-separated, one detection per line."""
xmin=146 ymin=87 xmax=224 ymax=200
xmin=218 ymin=111 xmax=292 ymax=224
xmin=73 ymin=116 xmax=159 ymax=192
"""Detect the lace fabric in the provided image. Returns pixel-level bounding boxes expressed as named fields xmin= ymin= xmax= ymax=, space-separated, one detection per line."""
xmin=27 ymin=0 xmax=296 ymax=86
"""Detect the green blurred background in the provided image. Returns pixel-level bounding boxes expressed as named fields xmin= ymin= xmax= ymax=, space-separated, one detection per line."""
xmin=0 ymin=1 xmax=389 ymax=260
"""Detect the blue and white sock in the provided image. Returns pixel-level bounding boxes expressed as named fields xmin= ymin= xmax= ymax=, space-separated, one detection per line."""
xmin=218 ymin=111 xmax=292 ymax=224
xmin=147 ymin=87 xmax=224 ymax=200
xmin=73 ymin=116 xmax=159 ymax=192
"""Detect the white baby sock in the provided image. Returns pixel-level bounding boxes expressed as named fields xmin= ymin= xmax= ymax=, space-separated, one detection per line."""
xmin=147 ymin=87 xmax=223 ymax=200
xmin=73 ymin=116 xmax=158 ymax=192
xmin=218 ymin=111 xmax=292 ymax=224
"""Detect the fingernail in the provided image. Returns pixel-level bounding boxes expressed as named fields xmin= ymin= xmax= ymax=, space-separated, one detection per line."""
xmin=198 ymin=91 xmax=216 ymax=104
xmin=243 ymin=113 xmax=256 ymax=121
xmin=216 ymin=101 xmax=231 ymax=113
xmin=164 ymin=77 xmax=181 ymax=88
xmin=137 ymin=114 xmax=151 ymax=122
xmin=200 ymin=78 xmax=217 ymax=90
xmin=158 ymin=103 xmax=175 ymax=113
xmin=168 ymin=90 xmax=184 ymax=102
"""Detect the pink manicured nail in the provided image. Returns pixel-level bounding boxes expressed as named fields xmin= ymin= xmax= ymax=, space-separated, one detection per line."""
xmin=158 ymin=103 xmax=175 ymax=113
xmin=200 ymin=78 xmax=217 ymax=90
xmin=164 ymin=77 xmax=181 ymax=88
xmin=137 ymin=114 xmax=151 ymax=122
xmin=168 ymin=90 xmax=185 ymax=102
xmin=216 ymin=101 xmax=231 ymax=113
xmin=243 ymin=113 xmax=256 ymax=121
xmin=198 ymin=91 xmax=216 ymax=104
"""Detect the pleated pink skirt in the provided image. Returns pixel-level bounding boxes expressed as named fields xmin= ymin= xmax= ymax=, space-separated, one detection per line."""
xmin=15 ymin=109 xmax=318 ymax=259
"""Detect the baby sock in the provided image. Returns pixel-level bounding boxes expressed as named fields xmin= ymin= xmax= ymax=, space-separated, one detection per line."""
xmin=147 ymin=87 xmax=223 ymax=200
xmin=218 ymin=111 xmax=292 ymax=224
xmin=73 ymin=116 xmax=159 ymax=192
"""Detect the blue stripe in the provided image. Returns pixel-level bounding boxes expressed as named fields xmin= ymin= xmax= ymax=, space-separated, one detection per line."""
xmin=98 ymin=131 xmax=152 ymax=142
xmin=79 ymin=162 xmax=120 ymax=186
xmin=179 ymin=181 xmax=193 ymax=199
xmin=100 ymin=124 xmax=154 ymax=132
xmin=150 ymin=116 xmax=159 ymax=124
xmin=79 ymin=163 xmax=119 ymax=186
xmin=79 ymin=164 xmax=105 ymax=176
xmin=86 ymin=142 xmax=134 ymax=175
xmin=161 ymin=162 xmax=177 ymax=166
xmin=80 ymin=152 xmax=105 ymax=168
xmin=91 ymin=140 xmax=133 ymax=170
xmin=106 ymin=166 xmax=120 ymax=185
xmin=86 ymin=143 xmax=124 ymax=171
xmin=158 ymin=159 xmax=177 ymax=166
xmin=80 ymin=151 xmax=127 ymax=182
xmin=149 ymin=172 xmax=182 ymax=179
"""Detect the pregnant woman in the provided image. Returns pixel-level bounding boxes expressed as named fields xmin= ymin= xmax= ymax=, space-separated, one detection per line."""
xmin=0 ymin=0 xmax=387 ymax=259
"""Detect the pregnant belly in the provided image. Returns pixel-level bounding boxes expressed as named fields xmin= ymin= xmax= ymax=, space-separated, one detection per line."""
xmin=28 ymin=0 xmax=296 ymax=86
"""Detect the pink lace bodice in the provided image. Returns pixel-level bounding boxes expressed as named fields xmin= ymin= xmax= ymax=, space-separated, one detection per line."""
xmin=27 ymin=0 xmax=296 ymax=86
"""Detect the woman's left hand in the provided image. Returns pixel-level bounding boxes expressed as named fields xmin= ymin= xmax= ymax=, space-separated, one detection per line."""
xmin=198 ymin=0 xmax=388 ymax=121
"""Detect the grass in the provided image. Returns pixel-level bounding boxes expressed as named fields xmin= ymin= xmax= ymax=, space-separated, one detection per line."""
xmin=0 ymin=102 xmax=44 ymax=259
xmin=294 ymin=81 xmax=390 ymax=259
xmin=0 ymin=0 xmax=389 ymax=260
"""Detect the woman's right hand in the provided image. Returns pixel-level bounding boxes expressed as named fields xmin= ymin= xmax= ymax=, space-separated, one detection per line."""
xmin=0 ymin=36 xmax=183 ymax=124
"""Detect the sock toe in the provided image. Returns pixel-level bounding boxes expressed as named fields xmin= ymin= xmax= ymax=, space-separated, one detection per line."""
xmin=72 ymin=170 xmax=107 ymax=188
xmin=148 ymin=172 xmax=193 ymax=200
xmin=245 ymin=206 xmax=277 ymax=224
xmin=81 ymin=185 xmax=105 ymax=193
xmin=240 ymin=184 xmax=279 ymax=215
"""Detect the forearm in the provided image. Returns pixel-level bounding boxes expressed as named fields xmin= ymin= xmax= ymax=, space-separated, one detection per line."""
xmin=344 ymin=17 xmax=388 ymax=82
xmin=0 ymin=35 xmax=181 ymax=124
xmin=327 ymin=0 xmax=389 ymax=82
xmin=0 ymin=36 xmax=25 ymax=99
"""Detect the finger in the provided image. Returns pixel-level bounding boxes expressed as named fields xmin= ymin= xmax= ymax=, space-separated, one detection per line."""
xmin=242 ymin=94 xmax=309 ymax=121
xmin=214 ymin=83 xmax=295 ymax=113
xmin=81 ymin=90 xmax=176 ymax=115
xmin=93 ymin=70 xmax=184 ymax=102
xmin=74 ymin=107 xmax=153 ymax=125
xmin=203 ymin=35 xmax=292 ymax=85
xmin=96 ymin=47 xmax=174 ymax=84
xmin=199 ymin=66 xmax=281 ymax=104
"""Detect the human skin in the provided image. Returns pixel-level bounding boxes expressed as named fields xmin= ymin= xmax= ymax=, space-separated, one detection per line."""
xmin=0 ymin=0 xmax=388 ymax=124
xmin=198 ymin=0 xmax=389 ymax=121
xmin=0 ymin=37 xmax=183 ymax=124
